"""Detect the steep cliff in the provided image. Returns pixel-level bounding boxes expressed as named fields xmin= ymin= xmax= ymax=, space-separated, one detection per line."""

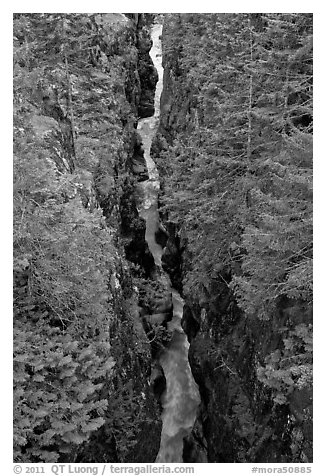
xmin=13 ymin=13 xmax=162 ymax=463
xmin=12 ymin=12 xmax=313 ymax=464
xmin=153 ymin=14 xmax=313 ymax=463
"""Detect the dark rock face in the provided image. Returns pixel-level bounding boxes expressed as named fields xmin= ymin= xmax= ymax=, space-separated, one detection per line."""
xmin=161 ymin=222 xmax=183 ymax=292
xmin=181 ymin=304 xmax=200 ymax=341
xmin=119 ymin=177 xmax=155 ymax=276
xmin=183 ymin=287 xmax=313 ymax=463
xmin=14 ymin=13 xmax=164 ymax=464
xmin=154 ymin=223 xmax=169 ymax=248
xmin=140 ymin=283 xmax=173 ymax=325
xmin=138 ymin=271 xmax=174 ymax=361
xmin=114 ymin=16 xmax=159 ymax=276
xmin=150 ymin=362 xmax=167 ymax=401
xmin=183 ymin=420 xmax=208 ymax=463
xmin=130 ymin=132 xmax=149 ymax=181
xmin=83 ymin=15 xmax=162 ymax=462
xmin=137 ymin=24 xmax=159 ymax=118
xmin=152 ymin=14 xmax=312 ymax=463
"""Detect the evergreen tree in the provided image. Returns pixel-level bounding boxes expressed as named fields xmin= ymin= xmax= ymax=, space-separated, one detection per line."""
xmin=157 ymin=14 xmax=313 ymax=458
xmin=13 ymin=13 xmax=152 ymax=462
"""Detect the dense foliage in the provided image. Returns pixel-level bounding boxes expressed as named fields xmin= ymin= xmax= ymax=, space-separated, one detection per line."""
xmin=155 ymin=13 xmax=312 ymax=460
xmin=13 ymin=13 xmax=159 ymax=463
xmin=13 ymin=11 xmax=313 ymax=463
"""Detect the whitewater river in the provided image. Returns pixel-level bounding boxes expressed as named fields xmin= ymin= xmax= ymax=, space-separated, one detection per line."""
xmin=137 ymin=23 xmax=200 ymax=464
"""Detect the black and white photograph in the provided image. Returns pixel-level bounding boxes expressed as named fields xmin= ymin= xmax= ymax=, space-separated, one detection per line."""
xmin=11 ymin=4 xmax=314 ymax=472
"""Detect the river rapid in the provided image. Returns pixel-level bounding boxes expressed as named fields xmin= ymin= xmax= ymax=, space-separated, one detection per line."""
xmin=137 ymin=22 xmax=200 ymax=464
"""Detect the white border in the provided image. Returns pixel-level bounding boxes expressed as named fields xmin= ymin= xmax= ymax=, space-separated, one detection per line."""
xmin=4 ymin=3 xmax=324 ymax=474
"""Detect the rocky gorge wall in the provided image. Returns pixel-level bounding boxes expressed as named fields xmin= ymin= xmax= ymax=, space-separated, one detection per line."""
xmin=70 ymin=14 xmax=166 ymax=463
xmin=13 ymin=13 xmax=165 ymax=463
xmin=152 ymin=14 xmax=313 ymax=463
xmin=13 ymin=13 xmax=313 ymax=464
